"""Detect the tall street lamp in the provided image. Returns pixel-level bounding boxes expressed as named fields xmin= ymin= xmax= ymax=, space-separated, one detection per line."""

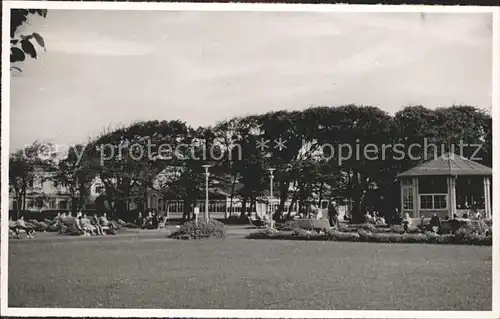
xmin=202 ymin=165 xmax=211 ymax=222
xmin=267 ymin=168 xmax=275 ymax=229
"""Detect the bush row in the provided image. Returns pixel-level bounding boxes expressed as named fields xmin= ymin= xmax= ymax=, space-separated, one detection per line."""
xmin=168 ymin=218 xmax=227 ymax=240
xmin=247 ymin=227 xmax=492 ymax=246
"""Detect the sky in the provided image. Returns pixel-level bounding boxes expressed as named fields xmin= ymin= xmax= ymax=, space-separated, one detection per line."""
xmin=9 ymin=9 xmax=493 ymax=151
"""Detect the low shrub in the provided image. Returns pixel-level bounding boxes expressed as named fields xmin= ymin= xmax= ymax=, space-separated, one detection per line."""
xmin=452 ymin=228 xmax=492 ymax=246
xmin=358 ymin=223 xmax=377 ymax=233
xmin=389 ymin=224 xmax=404 ymax=234
xmin=29 ymin=220 xmax=48 ymax=232
xmin=337 ymin=223 xmax=389 ymax=233
xmin=123 ymin=222 xmax=139 ymax=228
xmin=247 ymin=228 xmax=278 ymax=239
xmin=337 ymin=223 xmax=352 ymax=232
xmin=278 ymin=220 xmax=296 ymax=231
xmin=327 ymin=230 xmax=360 ymax=241
xmin=246 ymin=227 xmax=491 ymax=246
xmin=292 ymin=228 xmax=310 ymax=237
xmin=168 ymin=218 xmax=226 ymax=240
xmin=65 ymin=224 xmax=83 ymax=236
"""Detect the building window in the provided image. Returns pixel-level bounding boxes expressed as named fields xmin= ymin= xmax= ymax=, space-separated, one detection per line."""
xmin=58 ymin=201 xmax=68 ymax=209
xmin=420 ymin=194 xmax=448 ymax=210
xmin=402 ymin=186 xmax=414 ymax=210
xmin=434 ymin=195 xmax=447 ymax=209
xmin=420 ymin=195 xmax=433 ymax=209
xmin=95 ymin=183 xmax=104 ymax=194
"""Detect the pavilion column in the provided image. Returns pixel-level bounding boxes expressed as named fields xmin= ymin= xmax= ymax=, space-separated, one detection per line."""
xmin=412 ymin=177 xmax=419 ymax=218
xmin=447 ymin=176 xmax=457 ymax=218
xmin=483 ymin=177 xmax=491 ymax=219
xmin=400 ymin=179 xmax=404 ymax=217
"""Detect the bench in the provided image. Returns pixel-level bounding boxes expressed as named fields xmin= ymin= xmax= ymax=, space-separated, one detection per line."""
xmin=295 ymin=218 xmax=330 ymax=232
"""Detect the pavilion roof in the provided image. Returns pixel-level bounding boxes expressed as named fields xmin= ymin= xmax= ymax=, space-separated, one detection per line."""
xmin=397 ymin=153 xmax=492 ymax=177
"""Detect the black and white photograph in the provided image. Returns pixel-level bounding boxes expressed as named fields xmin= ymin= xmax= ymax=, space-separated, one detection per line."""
xmin=2 ymin=1 xmax=499 ymax=318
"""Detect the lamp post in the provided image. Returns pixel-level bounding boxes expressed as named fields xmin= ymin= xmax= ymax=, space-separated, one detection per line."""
xmin=267 ymin=168 xmax=275 ymax=229
xmin=202 ymin=165 xmax=211 ymax=222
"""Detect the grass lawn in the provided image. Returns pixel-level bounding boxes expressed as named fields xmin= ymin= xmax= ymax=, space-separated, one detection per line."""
xmin=8 ymin=232 xmax=492 ymax=310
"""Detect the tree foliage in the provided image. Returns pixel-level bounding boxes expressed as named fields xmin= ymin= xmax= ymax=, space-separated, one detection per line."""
xmin=9 ymin=104 xmax=491 ymax=222
xmin=11 ymin=9 xmax=48 ymax=71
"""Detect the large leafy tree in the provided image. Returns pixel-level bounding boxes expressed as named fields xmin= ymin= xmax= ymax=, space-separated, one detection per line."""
xmin=9 ymin=142 xmax=55 ymax=218
xmin=52 ymin=144 xmax=96 ymax=214
xmin=85 ymin=120 xmax=189 ymax=219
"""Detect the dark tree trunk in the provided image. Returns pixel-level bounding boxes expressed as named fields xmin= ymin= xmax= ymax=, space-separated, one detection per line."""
xmin=286 ymin=192 xmax=298 ymax=220
xmin=318 ymin=182 xmax=325 ymax=205
xmin=182 ymin=197 xmax=192 ymax=222
xmin=22 ymin=189 xmax=27 ymax=211
xmin=240 ymin=196 xmax=248 ymax=219
xmin=275 ymin=181 xmax=289 ymax=220
xmin=229 ymin=175 xmax=237 ymax=218
xmin=250 ymin=197 xmax=256 ymax=214
xmin=351 ymin=170 xmax=364 ymax=223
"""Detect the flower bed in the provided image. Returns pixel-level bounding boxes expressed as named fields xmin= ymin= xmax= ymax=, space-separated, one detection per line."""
xmin=246 ymin=227 xmax=491 ymax=246
xmin=168 ymin=218 xmax=227 ymax=240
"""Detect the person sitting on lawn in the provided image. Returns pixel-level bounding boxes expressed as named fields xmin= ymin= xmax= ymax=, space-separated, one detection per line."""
xmin=77 ymin=216 xmax=91 ymax=236
xmin=429 ymin=213 xmax=441 ymax=233
xmin=55 ymin=213 xmax=66 ymax=233
xmin=158 ymin=215 xmax=165 ymax=228
xmin=136 ymin=211 xmax=143 ymax=227
xmin=80 ymin=213 xmax=96 ymax=236
xmin=16 ymin=216 xmax=35 ymax=239
xmin=402 ymin=213 xmax=412 ymax=233
xmin=152 ymin=213 xmax=159 ymax=229
xmin=91 ymin=213 xmax=104 ymax=235
xmin=9 ymin=217 xmax=20 ymax=239
xmin=364 ymin=211 xmax=374 ymax=224
xmin=328 ymin=201 xmax=339 ymax=228
xmin=99 ymin=213 xmax=117 ymax=234
xmin=64 ymin=214 xmax=84 ymax=235
xmin=53 ymin=212 xmax=61 ymax=223
xmin=99 ymin=213 xmax=112 ymax=229
xmin=373 ymin=211 xmax=385 ymax=225
xmin=418 ymin=215 xmax=427 ymax=231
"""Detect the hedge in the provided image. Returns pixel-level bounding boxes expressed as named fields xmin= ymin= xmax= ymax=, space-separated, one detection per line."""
xmin=247 ymin=228 xmax=492 ymax=246
xmin=168 ymin=218 xmax=227 ymax=240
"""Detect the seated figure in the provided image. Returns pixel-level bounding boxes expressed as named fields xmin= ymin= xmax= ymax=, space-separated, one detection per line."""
xmin=429 ymin=213 xmax=441 ymax=233
xmin=402 ymin=213 xmax=412 ymax=233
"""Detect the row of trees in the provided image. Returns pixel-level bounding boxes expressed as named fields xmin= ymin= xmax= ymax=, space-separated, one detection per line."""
xmin=9 ymin=105 xmax=492 ymax=223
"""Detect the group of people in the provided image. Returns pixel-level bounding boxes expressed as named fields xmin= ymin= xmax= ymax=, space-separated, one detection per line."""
xmin=9 ymin=216 xmax=35 ymax=239
xmin=9 ymin=211 xmax=118 ymax=239
xmin=363 ymin=211 xmax=386 ymax=225
xmin=135 ymin=211 xmax=165 ymax=229
xmin=402 ymin=210 xmax=486 ymax=233
xmin=50 ymin=211 xmax=116 ymax=236
xmin=71 ymin=212 xmax=116 ymax=236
